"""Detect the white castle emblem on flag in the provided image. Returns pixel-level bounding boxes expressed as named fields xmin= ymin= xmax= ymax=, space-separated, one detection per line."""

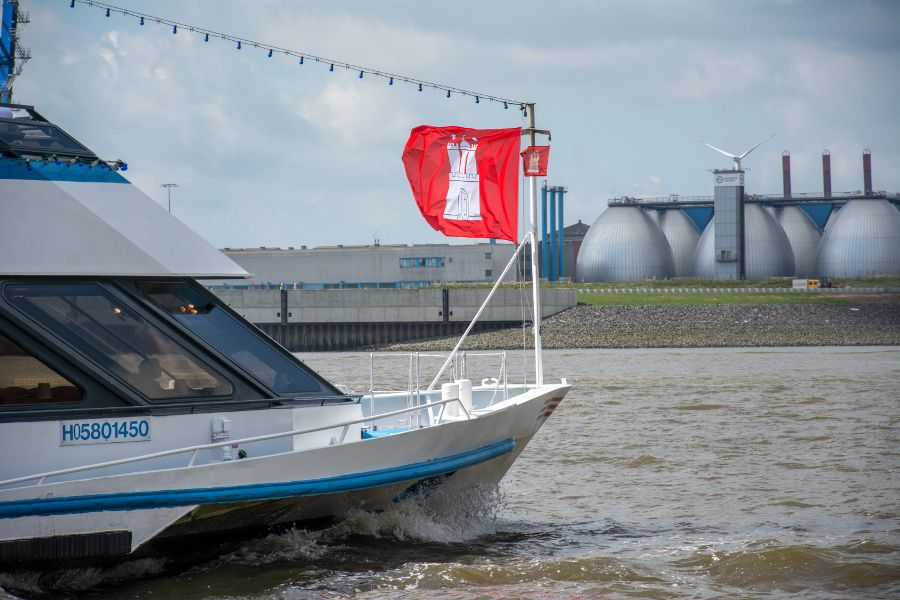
xmin=444 ymin=134 xmax=482 ymax=221
xmin=528 ymin=150 xmax=540 ymax=174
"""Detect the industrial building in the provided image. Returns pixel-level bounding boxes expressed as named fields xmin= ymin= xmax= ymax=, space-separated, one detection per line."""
xmin=212 ymin=242 xmax=518 ymax=289
xmin=211 ymin=189 xmax=589 ymax=289
xmin=577 ymin=150 xmax=900 ymax=281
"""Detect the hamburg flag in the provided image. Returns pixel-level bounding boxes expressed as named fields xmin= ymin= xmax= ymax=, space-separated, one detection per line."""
xmin=402 ymin=125 xmax=520 ymax=243
xmin=521 ymin=145 xmax=550 ymax=176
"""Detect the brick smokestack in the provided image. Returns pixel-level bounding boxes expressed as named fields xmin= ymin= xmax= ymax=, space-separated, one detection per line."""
xmin=822 ymin=150 xmax=831 ymax=198
xmin=863 ymin=149 xmax=873 ymax=195
xmin=782 ymin=151 xmax=791 ymax=198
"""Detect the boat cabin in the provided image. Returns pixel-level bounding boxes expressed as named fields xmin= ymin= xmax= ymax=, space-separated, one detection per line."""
xmin=0 ymin=103 xmax=350 ymax=425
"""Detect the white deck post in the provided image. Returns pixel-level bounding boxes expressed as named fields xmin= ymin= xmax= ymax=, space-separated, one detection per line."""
xmin=526 ymin=103 xmax=544 ymax=385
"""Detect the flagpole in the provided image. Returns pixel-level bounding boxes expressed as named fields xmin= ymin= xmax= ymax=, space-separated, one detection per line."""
xmin=526 ymin=103 xmax=544 ymax=386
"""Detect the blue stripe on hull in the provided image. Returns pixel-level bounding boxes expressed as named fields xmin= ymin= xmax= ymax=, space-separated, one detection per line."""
xmin=0 ymin=438 xmax=515 ymax=519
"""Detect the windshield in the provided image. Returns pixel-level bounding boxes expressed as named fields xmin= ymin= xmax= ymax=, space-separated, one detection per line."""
xmin=0 ymin=119 xmax=94 ymax=158
xmin=137 ymin=282 xmax=331 ymax=396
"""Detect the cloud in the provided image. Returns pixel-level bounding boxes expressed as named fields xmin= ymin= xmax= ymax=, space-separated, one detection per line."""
xmin=14 ymin=0 xmax=900 ymax=248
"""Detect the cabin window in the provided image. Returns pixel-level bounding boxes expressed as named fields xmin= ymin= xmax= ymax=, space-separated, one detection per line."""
xmin=0 ymin=332 xmax=82 ymax=405
xmin=4 ymin=284 xmax=233 ymax=401
xmin=0 ymin=118 xmax=92 ymax=157
xmin=137 ymin=282 xmax=326 ymax=395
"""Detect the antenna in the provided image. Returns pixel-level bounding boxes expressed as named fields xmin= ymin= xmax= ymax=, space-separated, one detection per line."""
xmin=695 ymin=132 xmax=778 ymax=170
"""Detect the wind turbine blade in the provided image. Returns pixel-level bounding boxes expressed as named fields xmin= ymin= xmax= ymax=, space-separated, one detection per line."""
xmin=739 ymin=131 xmax=779 ymax=159
xmin=701 ymin=141 xmax=737 ymax=159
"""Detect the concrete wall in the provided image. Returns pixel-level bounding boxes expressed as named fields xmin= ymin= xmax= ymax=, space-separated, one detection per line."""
xmin=211 ymin=286 xmax=575 ymax=351
xmin=212 ymin=287 xmax=576 ymax=325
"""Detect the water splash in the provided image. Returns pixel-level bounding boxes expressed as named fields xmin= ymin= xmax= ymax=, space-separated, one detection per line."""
xmin=325 ymin=483 xmax=505 ymax=544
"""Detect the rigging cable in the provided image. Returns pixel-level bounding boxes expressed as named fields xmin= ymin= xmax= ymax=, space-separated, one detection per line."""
xmin=65 ymin=0 xmax=530 ymax=113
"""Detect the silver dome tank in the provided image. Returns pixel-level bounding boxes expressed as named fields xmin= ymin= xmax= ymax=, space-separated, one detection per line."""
xmin=648 ymin=209 xmax=700 ymax=277
xmin=770 ymin=205 xmax=821 ymax=277
xmin=576 ymin=205 xmax=675 ymax=282
xmin=693 ymin=203 xmax=795 ymax=279
xmin=815 ymin=199 xmax=900 ymax=277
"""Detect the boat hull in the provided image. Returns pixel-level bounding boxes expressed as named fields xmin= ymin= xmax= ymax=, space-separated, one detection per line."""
xmin=0 ymin=383 xmax=569 ymax=566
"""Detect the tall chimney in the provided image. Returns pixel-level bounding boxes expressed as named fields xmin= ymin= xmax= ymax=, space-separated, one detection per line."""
xmin=782 ymin=151 xmax=792 ymax=198
xmin=863 ymin=149 xmax=873 ymax=195
xmin=822 ymin=150 xmax=832 ymax=198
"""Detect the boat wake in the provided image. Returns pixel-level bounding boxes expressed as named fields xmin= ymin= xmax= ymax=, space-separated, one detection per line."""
xmin=332 ymin=482 xmax=505 ymax=544
xmin=0 ymin=484 xmax=505 ymax=597
xmin=0 ymin=557 xmax=167 ymax=599
xmin=211 ymin=483 xmax=506 ymax=568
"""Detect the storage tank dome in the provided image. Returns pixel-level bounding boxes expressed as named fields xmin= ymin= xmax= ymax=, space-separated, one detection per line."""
xmin=770 ymin=205 xmax=821 ymax=277
xmin=816 ymin=199 xmax=900 ymax=277
xmin=693 ymin=204 xmax=794 ymax=279
xmin=577 ymin=205 xmax=675 ymax=282
xmin=650 ymin=209 xmax=700 ymax=277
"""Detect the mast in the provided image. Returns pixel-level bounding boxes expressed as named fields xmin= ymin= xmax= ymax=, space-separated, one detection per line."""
xmin=526 ymin=103 xmax=544 ymax=385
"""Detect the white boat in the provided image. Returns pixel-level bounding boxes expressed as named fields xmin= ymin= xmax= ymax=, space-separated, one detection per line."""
xmin=0 ymin=103 xmax=569 ymax=566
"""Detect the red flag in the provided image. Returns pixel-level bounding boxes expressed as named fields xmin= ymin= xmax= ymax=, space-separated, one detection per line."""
xmin=521 ymin=145 xmax=550 ymax=176
xmin=402 ymin=125 xmax=520 ymax=243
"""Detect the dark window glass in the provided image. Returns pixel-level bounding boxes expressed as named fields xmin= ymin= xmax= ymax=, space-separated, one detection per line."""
xmin=0 ymin=120 xmax=92 ymax=156
xmin=0 ymin=331 xmax=82 ymax=405
xmin=400 ymin=257 xmax=445 ymax=268
xmin=4 ymin=284 xmax=232 ymax=400
xmin=137 ymin=283 xmax=326 ymax=395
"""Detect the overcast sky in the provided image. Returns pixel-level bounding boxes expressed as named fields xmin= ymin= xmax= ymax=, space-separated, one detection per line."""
xmin=15 ymin=0 xmax=900 ymax=248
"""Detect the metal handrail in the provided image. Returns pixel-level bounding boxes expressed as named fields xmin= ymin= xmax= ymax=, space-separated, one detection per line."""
xmin=0 ymin=396 xmax=473 ymax=489
xmin=367 ymin=350 xmax=510 ymax=427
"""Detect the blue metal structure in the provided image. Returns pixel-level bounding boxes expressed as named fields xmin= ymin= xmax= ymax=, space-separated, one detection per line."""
xmin=541 ymin=183 xmax=549 ymax=279
xmin=0 ymin=1 xmax=13 ymax=102
xmin=682 ymin=207 xmax=714 ymax=231
xmin=549 ymin=187 xmax=557 ymax=281
xmin=798 ymin=203 xmax=832 ymax=230
xmin=0 ymin=0 xmax=27 ymax=103
xmin=557 ymin=187 xmax=565 ymax=279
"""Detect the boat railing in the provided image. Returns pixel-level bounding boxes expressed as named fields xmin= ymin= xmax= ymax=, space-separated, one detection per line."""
xmin=0 ymin=395 xmax=474 ymax=490
xmin=367 ymin=351 xmax=509 ymax=428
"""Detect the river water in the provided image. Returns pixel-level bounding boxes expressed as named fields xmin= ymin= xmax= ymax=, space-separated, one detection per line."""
xmin=2 ymin=347 xmax=898 ymax=599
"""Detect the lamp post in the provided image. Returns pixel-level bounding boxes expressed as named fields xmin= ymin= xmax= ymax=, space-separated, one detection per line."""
xmin=160 ymin=183 xmax=179 ymax=213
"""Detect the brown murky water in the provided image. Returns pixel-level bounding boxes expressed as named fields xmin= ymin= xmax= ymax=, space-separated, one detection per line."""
xmin=2 ymin=346 xmax=898 ymax=599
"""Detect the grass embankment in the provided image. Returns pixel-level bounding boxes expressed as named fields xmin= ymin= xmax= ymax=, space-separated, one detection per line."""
xmin=563 ymin=275 xmax=900 ymax=290
xmin=574 ymin=276 xmax=900 ymax=305
xmin=442 ymin=276 xmax=899 ymax=305
xmin=576 ymin=292 xmax=862 ymax=306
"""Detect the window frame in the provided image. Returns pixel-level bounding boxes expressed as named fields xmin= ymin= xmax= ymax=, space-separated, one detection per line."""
xmin=0 ymin=316 xmax=87 ymax=410
xmin=122 ymin=279 xmax=342 ymax=398
xmin=1 ymin=280 xmax=238 ymax=404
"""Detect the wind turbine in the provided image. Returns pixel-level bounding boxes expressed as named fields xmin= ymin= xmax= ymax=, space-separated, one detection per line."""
xmin=696 ymin=132 xmax=779 ymax=171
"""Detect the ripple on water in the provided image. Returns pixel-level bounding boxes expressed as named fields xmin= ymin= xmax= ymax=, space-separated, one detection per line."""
xmin=371 ymin=554 xmax=665 ymax=591
xmin=674 ymin=544 xmax=900 ymax=593
xmin=798 ymin=395 xmax=828 ymax=404
xmin=622 ymin=454 xmax=664 ymax=468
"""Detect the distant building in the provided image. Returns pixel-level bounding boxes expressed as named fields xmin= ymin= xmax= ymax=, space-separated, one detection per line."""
xmin=527 ymin=220 xmax=588 ymax=282
xmin=209 ymin=242 xmax=517 ymax=289
xmin=562 ymin=220 xmax=589 ymax=281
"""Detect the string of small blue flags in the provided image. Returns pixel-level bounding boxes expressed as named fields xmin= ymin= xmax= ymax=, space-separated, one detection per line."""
xmin=64 ymin=0 xmax=531 ymax=115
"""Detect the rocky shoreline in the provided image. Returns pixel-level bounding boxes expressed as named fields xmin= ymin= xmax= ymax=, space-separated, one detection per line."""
xmin=384 ymin=299 xmax=900 ymax=351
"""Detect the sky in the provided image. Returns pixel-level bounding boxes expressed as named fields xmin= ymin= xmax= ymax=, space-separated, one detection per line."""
xmin=13 ymin=0 xmax=900 ymax=249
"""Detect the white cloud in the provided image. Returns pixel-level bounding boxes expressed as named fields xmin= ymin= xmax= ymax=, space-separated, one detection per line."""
xmin=13 ymin=0 xmax=900 ymax=247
